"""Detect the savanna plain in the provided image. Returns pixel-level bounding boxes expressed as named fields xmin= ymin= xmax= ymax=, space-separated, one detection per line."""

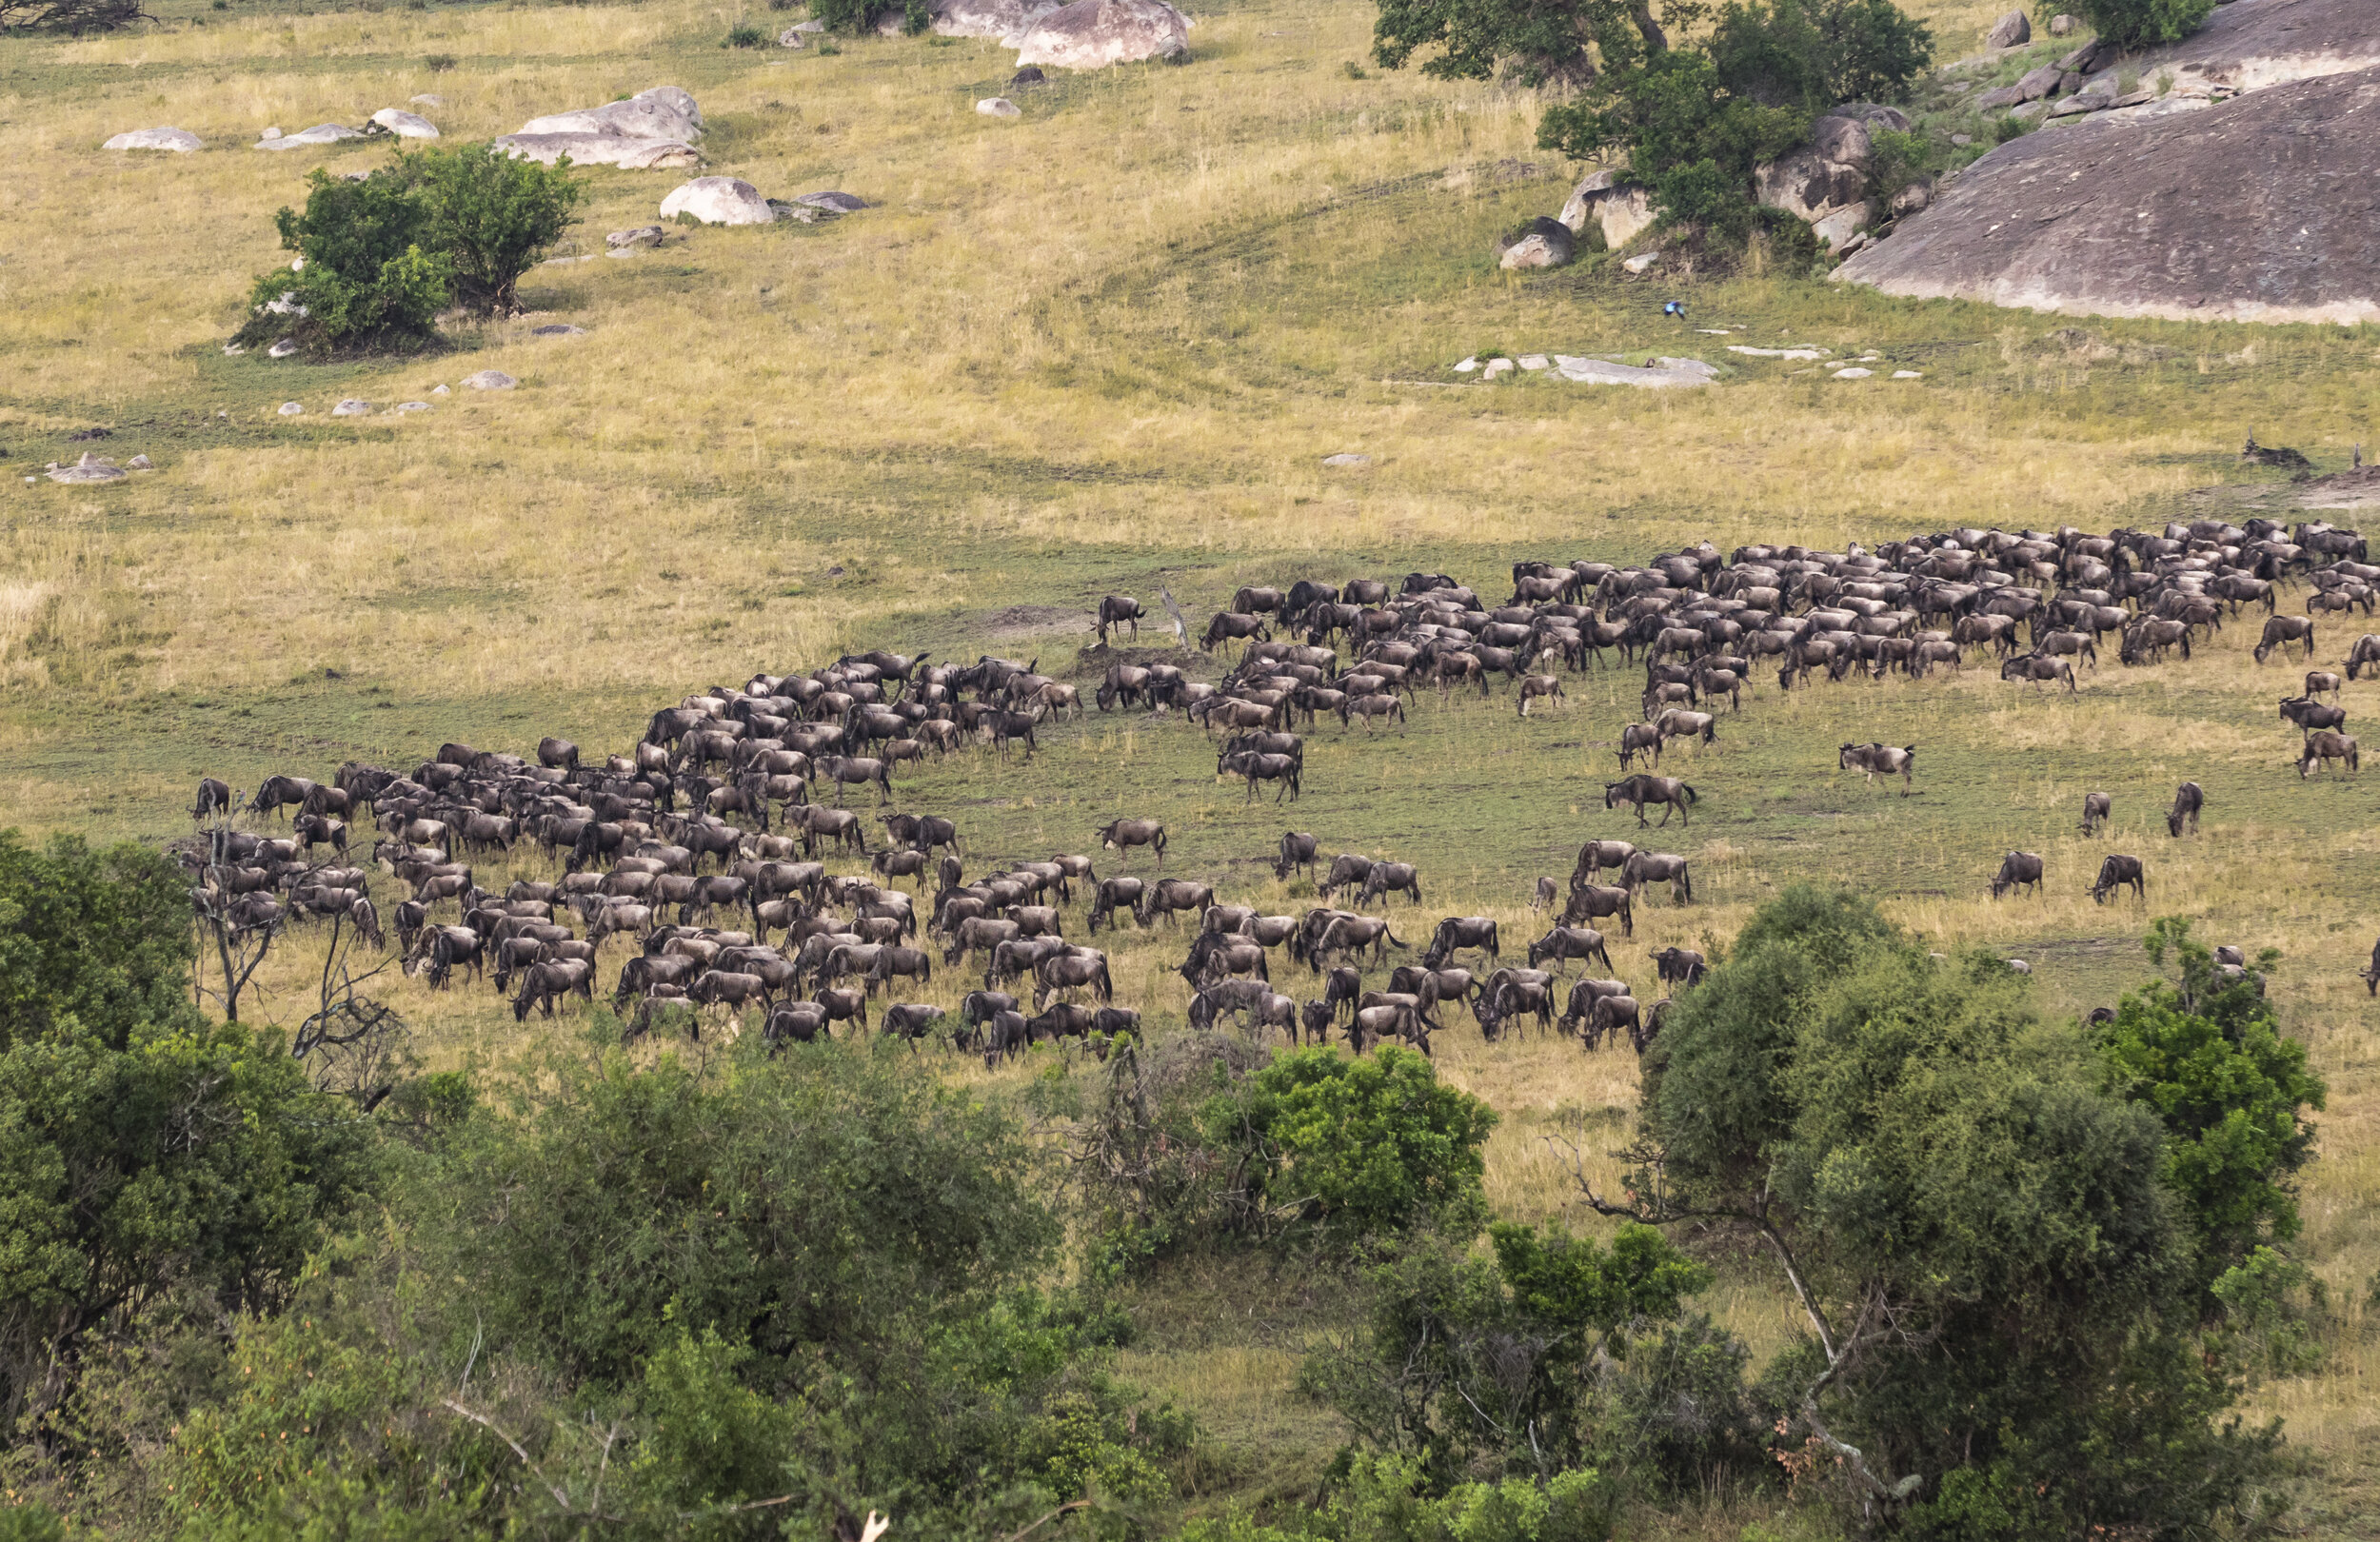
xmin=2 ymin=0 xmax=2377 ymax=1532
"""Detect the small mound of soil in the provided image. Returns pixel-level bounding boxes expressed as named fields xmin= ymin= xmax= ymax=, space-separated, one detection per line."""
xmin=984 ymin=604 xmax=1096 ymax=641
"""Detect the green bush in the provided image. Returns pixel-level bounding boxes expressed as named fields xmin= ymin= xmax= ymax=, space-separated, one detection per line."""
xmin=233 ymin=168 xmax=449 ymax=354
xmin=406 ymin=142 xmax=584 ymax=315
xmin=1180 ymin=1456 xmax=1615 ymax=1542
xmin=723 ymin=20 xmax=767 ymax=45
xmin=1231 ymin=1045 xmax=1497 ymax=1240
xmin=2054 ymin=0 xmax=2214 ymax=49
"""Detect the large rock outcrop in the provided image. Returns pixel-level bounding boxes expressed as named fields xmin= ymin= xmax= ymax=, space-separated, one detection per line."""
xmin=493 ymin=87 xmax=703 ymax=169
xmin=1754 ymin=112 xmax=1876 ymax=250
xmin=1557 ymin=169 xmax=1656 ymax=249
xmin=1834 ymin=62 xmax=2380 ymax=325
xmin=661 ymin=176 xmax=776 ymax=226
xmin=1014 ymin=0 xmax=1188 ymax=69
xmin=880 ymin=0 xmax=1059 ymax=40
xmin=103 ymin=127 xmax=201 ymax=152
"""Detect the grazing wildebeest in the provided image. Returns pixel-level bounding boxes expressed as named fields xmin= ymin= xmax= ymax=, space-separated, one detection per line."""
xmin=1571 ymin=840 xmax=1635 ymax=889
xmin=1096 ymin=595 xmax=1144 ymax=645
xmin=1585 ymin=994 xmax=1641 ymax=1052
xmin=1990 ymin=851 xmax=2044 ymax=900
xmin=2299 ymin=729 xmax=2359 ymax=778
xmin=1316 ymin=853 xmax=1374 ymax=901
xmin=2305 ymin=669 xmax=2344 ymax=701
xmin=1621 ymin=851 xmax=1693 ymax=903
xmin=1086 ymin=877 xmax=1145 ymax=934
xmin=2092 ymin=854 xmax=2146 ymax=904
xmin=2167 ymin=781 xmax=2203 ymax=837
xmin=1562 ymin=883 xmax=1635 ymax=939
xmin=1351 ymin=1001 xmax=1430 ymax=1057
xmin=1999 ymin=654 xmax=2076 ymax=693
xmin=2253 ymin=614 xmax=2314 ymax=663
xmin=1315 ymin=914 xmax=1408 ymax=967
xmin=1421 ymin=916 xmax=1498 ymax=969
xmin=1358 ymin=861 xmax=1422 ymax=908
xmin=1096 ymin=819 xmax=1167 ymax=868
xmin=1530 ymin=876 xmax=1557 ymax=912
xmin=538 ymin=737 xmax=579 ymax=770
xmin=2346 ymin=634 xmax=2380 ymax=682
xmin=191 ymin=778 xmax=235 ymax=820
xmin=1200 ymin=611 xmax=1270 ymax=654
xmin=1839 ymin=742 xmax=1916 ymax=795
xmin=1275 ymin=831 xmax=1319 ymax=881
xmin=1516 ymin=675 xmax=1566 ymax=717
xmin=883 ymin=812 xmax=961 ymax=857
xmin=1339 ymin=693 xmax=1408 ymax=731
xmin=2363 ymin=936 xmax=2380 ymax=996
xmin=511 ymin=959 xmax=594 ymax=1020
xmin=2080 ymin=791 xmax=2111 ymax=836
xmin=1035 ymin=951 xmax=1115 ymax=1006
xmin=1616 ymin=722 xmax=1663 ymax=769
xmin=1528 ymin=926 xmax=1612 ymax=974
xmin=813 ymin=985 xmax=870 ymax=1033
xmin=764 ymin=1002 xmax=832 ymax=1047
xmin=1556 ymin=978 xmax=1629 ymax=1038
xmin=1321 ymin=965 xmax=1365 ymax=1022
xmin=1604 ymin=775 xmax=1697 ymax=828
xmin=1650 ymin=946 xmax=1705 ymax=989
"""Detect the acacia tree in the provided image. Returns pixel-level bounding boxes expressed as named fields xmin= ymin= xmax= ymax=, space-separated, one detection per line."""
xmin=1569 ymin=887 xmax=2291 ymax=1534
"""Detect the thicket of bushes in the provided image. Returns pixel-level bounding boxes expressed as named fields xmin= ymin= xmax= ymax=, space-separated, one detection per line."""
xmin=0 ymin=833 xmax=2330 ymax=1542
xmin=233 ymin=145 xmax=583 ymax=356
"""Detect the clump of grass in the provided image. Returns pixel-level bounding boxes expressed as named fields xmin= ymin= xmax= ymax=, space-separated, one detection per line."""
xmin=723 ymin=21 xmax=767 ymax=47
xmin=424 ymin=49 xmax=455 ymax=70
xmin=1341 ymin=59 xmax=1366 ymax=79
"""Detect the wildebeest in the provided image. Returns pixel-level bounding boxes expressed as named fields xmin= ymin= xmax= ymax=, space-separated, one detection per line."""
xmin=1999 ymin=654 xmax=2076 ymax=693
xmin=1274 ymin=831 xmax=1319 ymax=881
xmin=2253 ymin=614 xmax=2315 ymax=663
xmin=1616 ymin=722 xmax=1663 ymax=769
xmin=1527 ymin=925 xmax=1612 ymax=974
xmin=1839 ymin=742 xmax=1916 ymax=795
xmin=2167 ymin=781 xmax=2203 ymax=837
xmin=1096 ymin=819 xmax=1167 ymax=868
xmin=1096 ymin=595 xmax=1144 ymax=645
xmin=1516 ymin=675 xmax=1566 ymax=717
xmin=1990 ymin=851 xmax=2044 ymax=900
xmin=1650 ymin=946 xmax=1705 ymax=989
xmin=2091 ymin=854 xmax=2146 ymax=904
xmin=1136 ymin=878 xmax=1215 ymax=926
xmin=1087 ymin=877 xmax=1145 ymax=933
xmin=1584 ymin=993 xmax=1640 ymax=1052
xmin=191 ymin=778 xmax=235 ymax=820
xmin=815 ymin=755 xmax=893 ymax=806
xmin=1604 ymin=775 xmax=1697 ymax=828
xmin=2080 ymin=791 xmax=2111 ymax=836
xmin=1556 ymin=978 xmax=1629 ymax=1038
xmin=2298 ymin=729 xmax=2359 ymax=778
xmin=1420 ymin=916 xmax=1497 ymax=969
xmin=1562 ymin=883 xmax=1635 ymax=939
xmin=1358 ymin=861 xmax=1422 ymax=907
xmin=511 ymin=958 xmax=594 ymax=1020
xmin=1200 ymin=611 xmax=1270 ymax=654
xmin=1620 ymin=851 xmax=1693 ymax=903
xmin=538 ymin=737 xmax=579 ymax=771
xmin=1220 ymin=750 xmax=1301 ymax=803
xmin=1035 ymin=951 xmax=1114 ymax=1006
xmin=2279 ymin=696 xmax=2349 ymax=735
xmin=1315 ymin=913 xmax=1408 ymax=966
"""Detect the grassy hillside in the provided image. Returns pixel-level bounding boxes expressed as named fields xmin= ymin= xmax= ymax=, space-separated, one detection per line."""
xmin=3 ymin=0 xmax=2378 ymax=1531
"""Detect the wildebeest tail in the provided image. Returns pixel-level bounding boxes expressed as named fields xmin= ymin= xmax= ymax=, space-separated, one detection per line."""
xmin=1681 ymin=783 xmax=1699 ymax=803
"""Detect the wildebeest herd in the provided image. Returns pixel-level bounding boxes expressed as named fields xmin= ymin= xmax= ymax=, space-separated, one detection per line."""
xmin=183 ymin=510 xmax=2380 ymax=1052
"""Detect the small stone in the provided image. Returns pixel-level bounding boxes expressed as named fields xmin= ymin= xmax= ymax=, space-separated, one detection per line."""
xmin=1621 ymin=252 xmax=1659 ymax=273
xmin=48 ymin=452 xmax=126 ymax=484
xmin=268 ymin=338 xmax=298 ymax=358
xmin=1517 ymin=354 xmax=1549 ymax=370
xmin=2010 ymin=98 xmax=2053 ymax=122
xmin=607 ymin=226 xmax=664 ymax=248
xmin=605 ymin=247 xmax=641 ymax=259
xmin=1454 ymin=357 xmax=1479 ymax=373
xmin=1951 ymin=133 xmax=1974 ymax=146
xmin=530 ymin=324 xmax=587 ymax=336
xmin=795 ymin=191 xmax=867 ymax=212
xmin=977 ymin=97 xmax=1022 ymax=117
xmin=261 ymin=126 xmax=283 ymax=140
xmin=779 ymin=24 xmax=807 ymax=45
xmin=256 ymin=122 xmax=365 ymax=150
xmin=221 ymin=343 xmax=246 ymax=357
xmin=410 ymin=93 xmax=445 ymax=107
xmin=331 ymin=399 xmax=371 ymax=416
xmin=2048 ymin=11 xmax=2076 ymax=33
xmin=278 ymin=401 xmax=304 ymax=415
xmin=1010 ymin=66 xmax=1046 ymax=87
xmin=397 ymin=402 xmax=432 ymax=412
xmin=127 ymin=454 xmax=152 ymax=469
xmin=1320 ymin=453 xmax=1371 ymax=467
xmin=369 ymin=108 xmax=440 ymax=139
xmin=462 ymin=369 xmax=516 ymax=390
xmin=1482 ymin=357 xmax=1515 ymax=379
xmin=660 ymin=176 xmax=775 ymax=226
xmin=1892 ymin=370 xmax=1923 ymax=379
xmin=431 ymin=384 xmax=450 ymax=395
xmin=1832 ymin=367 xmax=1874 ymax=379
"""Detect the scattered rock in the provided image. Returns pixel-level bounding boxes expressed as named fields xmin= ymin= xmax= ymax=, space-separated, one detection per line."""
xmin=1833 ymin=366 xmax=1874 ymax=379
xmin=1620 ymin=251 xmax=1660 ymax=274
xmin=331 ymin=399 xmax=371 ymax=416
xmin=2049 ymin=12 xmax=2076 ymax=34
xmin=1827 ymin=102 xmax=1913 ymax=132
xmin=267 ymin=339 xmax=299 ymax=358
xmin=278 ymin=402 xmax=304 ymax=415
xmin=1557 ymin=168 xmax=1657 ymax=249
xmin=2055 ymin=38 xmax=2116 ymax=74
xmin=530 ymin=324 xmax=587 ymax=336
xmin=2010 ymin=99 xmax=2053 ymax=122
xmin=255 ymin=123 xmax=364 ymax=150
xmin=1985 ymin=8 xmax=2029 ymax=48
xmin=462 ymin=370 xmax=517 ymax=390
xmin=431 ymin=384 xmax=450 ymax=395
xmin=128 ymin=454 xmax=152 ymax=468
xmin=1011 ymin=65 xmax=1047 ymax=86
xmin=1482 ymin=357 xmax=1515 ymax=379
xmin=604 ymin=246 xmax=642 ymax=258
xmin=48 ymin=452 xmax=126 ymax=484
xmin=662 ymin=176 xmax=776 ymax=226
xmin=796 ymin=191 xmax=868 ymax=212
xmin=367 ymin=108 xmax=440 ymax=138
xmin=1014 ymin=0 xmax=1190 ymax=69
xmin=1498 ymin=216 xmax=1576 ymax=270
xmin=260 ymin=126 xmax=283 ymax=140
xmin=2014 ymin=63 xmax=2064 ymax=100
xmin=410 ymin=93 xmax=445 ymax=107
xmin=1517 ymin=354 xmax=1549 ymax=369
xmin=1728 ymin=344 xmax=1829 ymax=360
xmin=1973 ymin=85 xmax=2025 ymax=109
xmin=978 ymin=96 xmax=1022 ymax=116
xmin=495 ymin=87 xmax=703 ymax=169
xmin=1754 ymin=114 xmax=1872 ymax=235
xmin=779 ymin=24 xmax=808 ymax=46
xmin=1552 ymin=355 xmax=1714 ymax=388
xmin=1951 ymin=132 xmax=1974 ymax=146
xmin=1454 ymin=357 xmax=1478 ymax=373
xmin=1811 ymin=204 xmax=1871 ymax=250
xmin=1320 ymin=453 xmax=1371 ymax=466
xmin=1892 ymin=369 xmax=1924 ymax=378
xmin=397 ymin=402 xmax=432 ymax=412
xmin=222 ymin=343 xmax=246 ymax=356
xmin=1835 ymin=231 xmax=1873 ymax=258
xmin=608 ymin=226 xmax=664 ymax=249
xmin=1890 ymin=180 xmax=1932 ymax=216
xmin=103 ymin=127 xmax=202 ymax=152
xmin=899 ymin=0 xmax=1061 ymax=38
xmin=544 ymin=253 xmax=598 ymax=265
